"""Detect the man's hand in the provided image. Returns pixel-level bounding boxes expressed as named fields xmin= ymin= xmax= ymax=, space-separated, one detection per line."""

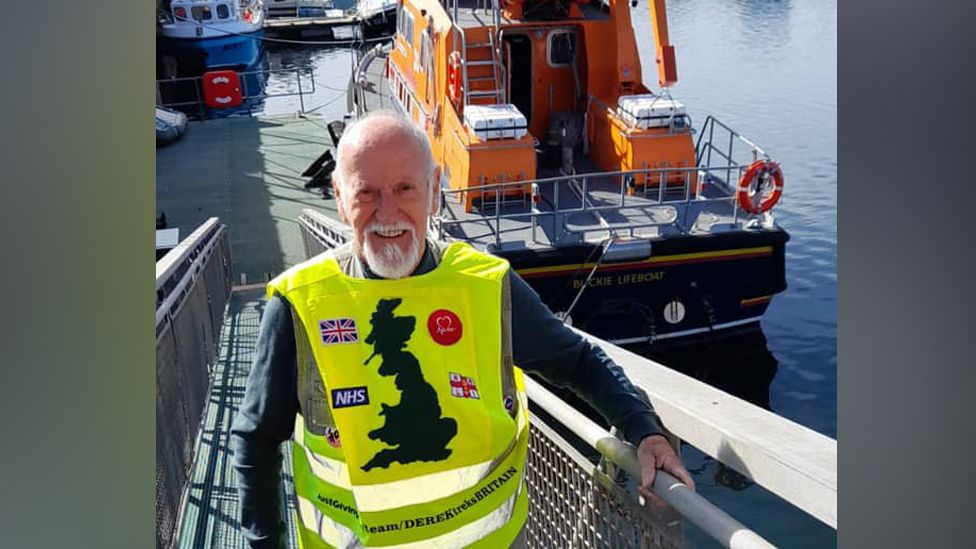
xmin=637 ymin=434 xmax=696 ymax=500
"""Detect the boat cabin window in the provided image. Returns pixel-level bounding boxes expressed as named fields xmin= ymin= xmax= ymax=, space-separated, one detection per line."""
xmin=548 ymin=30 xmax=576 ymax=67
xmin=191 ymin=5 xmax=213 ymax=21
xmin=216 ymin=4 xmax=229 ymax=18
xmin=417 ymin=30 xmax=429 ymax=72
xmin=398 ymin=6 xmax=415 ymax=49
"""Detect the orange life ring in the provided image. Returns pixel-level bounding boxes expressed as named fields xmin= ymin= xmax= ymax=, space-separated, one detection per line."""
xmin=737 ymin=160 xmax=784 ymax=214
xmin=447 ymin=52 xmax=463 ymax=107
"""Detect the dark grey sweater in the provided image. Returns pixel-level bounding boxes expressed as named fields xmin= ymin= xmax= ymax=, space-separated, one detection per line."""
xmin=231 ymin=240 xmax=664 ymax=548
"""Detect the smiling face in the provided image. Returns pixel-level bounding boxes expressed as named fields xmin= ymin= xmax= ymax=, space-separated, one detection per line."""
xmin=333 ymin=115 xmax=438 ymax=279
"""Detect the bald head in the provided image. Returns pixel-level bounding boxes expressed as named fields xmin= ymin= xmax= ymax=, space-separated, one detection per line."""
xmin=330 ymin=111 xmax=440 ymax=279
xmin=333 ymin=111 xmax=436 ymax=199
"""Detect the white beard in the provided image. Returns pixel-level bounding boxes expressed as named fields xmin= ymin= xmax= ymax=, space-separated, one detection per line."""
xmin=361 ymin=221 xmax=421 ymax=279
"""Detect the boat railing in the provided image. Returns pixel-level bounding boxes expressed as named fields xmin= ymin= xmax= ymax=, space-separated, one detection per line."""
xmin=434 ymin=163 xmax=761 ymax=247
xmin=696 ymin=115 xmax=771 ymax=188
xmin=155 ymin=66 xmax=317 ymax=120
xmin=444 ymin=0 xmax=505 ymax=107
xmin=155 ymin=217 xmax=232 ymax=549
xmin=432 ymin=115 xmax=782 ymax=246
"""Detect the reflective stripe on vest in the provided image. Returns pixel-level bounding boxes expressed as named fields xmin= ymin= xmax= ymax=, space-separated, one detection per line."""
xmin=297 ymin=486 xmax=529 ymax=549
xmin=271 ymin=242 xmax=529 ymax=547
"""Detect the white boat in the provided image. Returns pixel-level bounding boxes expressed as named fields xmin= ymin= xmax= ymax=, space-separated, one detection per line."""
xmin=158 ymin=1 xmax=266 ymax=68
xmin=357 ymin=0 xmax=396 ymax=37
xmin=159 ymin=0 xmax=266 ymax=40
xmin=266 ymin=0 xmax=349 ymax=19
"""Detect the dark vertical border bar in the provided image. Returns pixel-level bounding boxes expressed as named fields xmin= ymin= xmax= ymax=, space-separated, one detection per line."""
xmin=841 ymin=0 xmax=976 ymax=547
xmin=0 ymin=1 xmax=155 ymax=547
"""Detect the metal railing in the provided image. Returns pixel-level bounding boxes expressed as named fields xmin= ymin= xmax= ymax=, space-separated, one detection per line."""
xmin=431 ymin=115 xmax=780 ymax=247
xmin=298 ymin=209 xmax=353 ymax=257
xmin=445 ymin=0 xmax=507 ymax=107
xmin=155 ymin=66 xmax=316 ymax=120
xmin=696 ymin=115 xmax=769 ymax=191
xmin=586 ymin=328 xmax=837 ymax=530
xmin=432 ymin=165 xmax=744 ymax=248
xmin=526 ymin=377 xmax=776 ymax=548
xmin=156 ymin=218 xmax=232 ymax=549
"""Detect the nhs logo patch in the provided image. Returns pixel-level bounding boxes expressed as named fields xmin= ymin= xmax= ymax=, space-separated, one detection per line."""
xmin=332 ymin=386 xmax=369 ymax=409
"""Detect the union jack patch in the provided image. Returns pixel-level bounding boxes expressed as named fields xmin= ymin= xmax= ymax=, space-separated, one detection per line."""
xmin=449 ymin=372 xmax=480 ymax=399
xmin=320 ymin=318 xmax=359 ymax=345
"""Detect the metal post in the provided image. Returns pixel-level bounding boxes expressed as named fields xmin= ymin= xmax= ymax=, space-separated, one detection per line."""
xmin=707 ymin=120 xmax=715 ymax=167
xmin=619 ymin=173 xmax=626 ymax=207
xmin=681 ymin=167 xmax=690 ymax=233
xmin=531 ymin=184 xmax=538 ymax=244
xmin=297 ymin=68 xmax=306 ymax=114
xmin=553 ymin=179 xmax=561 ymax=243
xmin=727 ymin=131 xmax=734 ymax=190
xmin=658 ymin=167 xmax=666 ymax=204
xmin=495 ymin=184 xmax=502 ymax=247
xmin=241 ymin=72 xmax=253 ymax=117
xmin=733 ymin=167 xmax=741 ymax=226
xmin=194 ymin=78 xmax=204 ymax=119
xmin=579 ymin=177 xmax=587 ymax=211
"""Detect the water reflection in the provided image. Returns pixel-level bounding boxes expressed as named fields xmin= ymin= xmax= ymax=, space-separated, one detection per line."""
xmin=636 ymin=325 xmax=778 ymax=491
xmin=638 ymin=325 xmax=778 ymax=411
xmin=732 ymin=0 xmax=793 ymax=21
xmin=157 ymin=39 xmax=270 ymax=118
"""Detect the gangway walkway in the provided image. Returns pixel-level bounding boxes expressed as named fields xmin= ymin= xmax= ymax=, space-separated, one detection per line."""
xmin=174 ymin=288 xmax=300 ymax=549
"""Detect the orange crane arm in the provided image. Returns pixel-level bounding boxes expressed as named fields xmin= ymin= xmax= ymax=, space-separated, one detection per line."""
xmin=649 ymin=0 xmax=677 ymax=87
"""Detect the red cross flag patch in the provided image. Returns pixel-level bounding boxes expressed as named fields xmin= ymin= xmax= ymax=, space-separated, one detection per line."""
xmin=320 ymin=318 xmax=359 ymax=345
xmin=449 ymin=372 xmax=480 ymax=399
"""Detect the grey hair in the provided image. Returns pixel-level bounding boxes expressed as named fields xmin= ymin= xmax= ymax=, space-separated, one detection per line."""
xmin=333 ymin=110 xmax=437 ymax=197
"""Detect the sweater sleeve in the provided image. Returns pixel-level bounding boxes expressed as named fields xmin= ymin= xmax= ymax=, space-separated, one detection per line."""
xmin=508 ymin=272 xmax=665 ymax=446
xmin=231 ymin=294 xmax=301 ymax=549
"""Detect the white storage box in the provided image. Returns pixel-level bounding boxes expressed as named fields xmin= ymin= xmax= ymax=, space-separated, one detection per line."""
xmin=463 ymin=104 xmax=528 ymax=140
xmin=617 ymin=94 xmax=687 ymax=129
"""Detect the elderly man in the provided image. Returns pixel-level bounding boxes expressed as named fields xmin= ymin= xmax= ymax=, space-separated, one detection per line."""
xmin=232 ymin=111 xmax=694 ymax=549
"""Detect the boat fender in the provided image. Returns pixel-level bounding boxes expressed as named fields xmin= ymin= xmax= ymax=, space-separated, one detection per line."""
xmin=448 ymin=52 xmax=463 ymax=108
xmin=736 ymin=160 xmax=784 ymax=214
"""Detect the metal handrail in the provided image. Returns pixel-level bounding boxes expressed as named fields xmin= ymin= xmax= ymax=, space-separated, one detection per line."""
xmin=433 ymin=164 xmax=752 ymax=245
xmin=696 ymin=115 xmax=769 ymax=167
xmin=155 ymin=67 xmax=316 ymax=118
xmin=155 ymin=217 xmax=226 ymax=330
xmin=525 ymin=376 xmax=777 ymax=549
xmin=298 ymin=210 xmax=353 ymax=248
xmin=446 ymin=0 xmax=507 ymax=107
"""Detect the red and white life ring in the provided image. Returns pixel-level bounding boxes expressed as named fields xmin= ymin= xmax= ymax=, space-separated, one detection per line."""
xmin=737 ymin=160 xmax=784 ymax=214
xmin=447 ymin=52 xmax=463 ymax=108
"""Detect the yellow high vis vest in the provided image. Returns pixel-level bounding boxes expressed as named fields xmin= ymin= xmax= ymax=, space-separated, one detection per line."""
xmin=268 ymin=242 xmax=530 ymax=548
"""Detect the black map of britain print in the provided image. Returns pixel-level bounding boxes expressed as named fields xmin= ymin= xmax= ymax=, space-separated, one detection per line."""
xmin=361 ymin=298 xmax=458 ymax=471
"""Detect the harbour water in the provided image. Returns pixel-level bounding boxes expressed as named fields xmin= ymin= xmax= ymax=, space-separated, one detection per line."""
xmin=157 ymin=0 xmax=836 ymax=546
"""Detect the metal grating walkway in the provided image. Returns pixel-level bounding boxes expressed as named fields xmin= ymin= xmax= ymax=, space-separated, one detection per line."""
xmin=176 ymin=288 xmax=299 ymax=549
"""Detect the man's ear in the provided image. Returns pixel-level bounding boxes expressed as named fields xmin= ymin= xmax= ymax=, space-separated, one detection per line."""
xmin=333 ymin=175 xmax=348 ymax=223
xmin=429 ymin=168 xmax=441 ymax=216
